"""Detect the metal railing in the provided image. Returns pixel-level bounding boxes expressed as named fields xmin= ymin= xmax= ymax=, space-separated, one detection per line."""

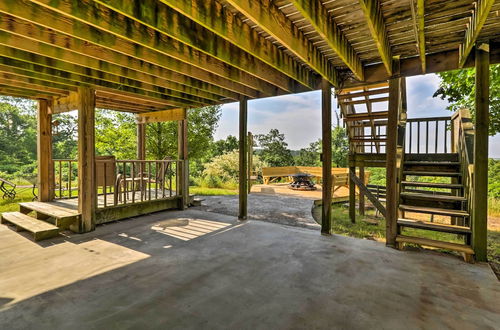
xmin=405 ymin=116 xmax=452 ymax=154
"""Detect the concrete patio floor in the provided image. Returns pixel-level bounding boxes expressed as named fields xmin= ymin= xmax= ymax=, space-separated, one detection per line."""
xmin=0 ymin=209 xmax=498 ymax=329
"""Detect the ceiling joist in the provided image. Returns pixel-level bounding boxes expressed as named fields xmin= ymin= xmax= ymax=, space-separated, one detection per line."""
xmin=290 ymin=0 xmax=364 ymax=81
xmin=458 ymin=0 xmax=495 ymax=68
xmin=358 ymin=0 xmax=393 ymax=76
xmin=225 ymin=0 xmax=338 ymax=87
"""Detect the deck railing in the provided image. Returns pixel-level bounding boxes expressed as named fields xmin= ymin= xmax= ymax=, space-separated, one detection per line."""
xmin=52 ymin=159 xmax=182 ymax=208
xmin=405 ymin=116 xmax=452 ymax=154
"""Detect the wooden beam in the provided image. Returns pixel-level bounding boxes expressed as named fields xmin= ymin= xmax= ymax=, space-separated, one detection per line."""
xmin=76 ymin=87 xmax=97 ymax=233
xmin=350 ymin=170 xmax=386 ymax=217
xmin=37 ymin=99 xmax=53 ymax=202
xmin=321 ymin=79 xmax=332 ymax=234
xmin=123 ymin=0 xmax=320 ymax=90
xmin=459 ymin=0 xmax=495 ymax=68
xmin=225 ymin=0 xmax=338 ymax=87
xmin=29 ymin=0 xmax=303 ymax=94
xmin=385 ymin=59 xmax=401 ymax=247
xmin=410 ymin=0 xmax=426 ymax=73
xmin=239 ymin=98 xmax=248 ymax=220
xmin=358 ymin=0 xmax=392 ymax=75
xmin=0 ymin=2 xmax=271 ymax=99
xmin=290 ymin=0 xmax=364 ymax=80
xmin=0 ymin=15 xmax=241 ymax=101
xmin=53 ymin=92 xmax=79 ymax=114
xmin=473 ymin=43 xmax=489 ymax=262
xmin=349 ymin=166 xmax=356 ymax=223
xmin=359 ymin=166 xmax=365 ymax=216
xmin=136 ymin=108 xmax=187 ymax=124
xmin=178 ymin=111 xmax=189 ymax=209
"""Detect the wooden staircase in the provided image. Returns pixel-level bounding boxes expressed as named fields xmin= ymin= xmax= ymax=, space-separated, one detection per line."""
xmin=0 ymin=201 xmax=80 ymax=241
xmin=396 ymin=153 xmax=474 ymax=261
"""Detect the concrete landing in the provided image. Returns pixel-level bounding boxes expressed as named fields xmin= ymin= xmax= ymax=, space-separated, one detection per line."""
xmin=0 ymin=209 xmax=498 ymax=329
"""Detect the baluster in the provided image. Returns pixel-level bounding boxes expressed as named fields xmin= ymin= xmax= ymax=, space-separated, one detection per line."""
xmin=409 ymin=122 xmax=412 ymax=153
xmin=444 ymin=120 xmax=448 ymax=153
xmin=103 ymin=161 xmax=107 ymax=208
xmin=68 ymin=161 xmax=72 ymax=199
xmin=132 ymin=161 xmax=135 ymax=203
xmin=148 ymin=162 xmax=152 ymax=201
xmin=417 ymin=121 xmax=420 ymax=153
xmin=170 ymin=162 xmax=173 ymax=197
xmin=122 ymin=162 xmax=127 ymax=204
xmin=426 ymin=121 xmax=429 ymax=153
xmin=435 ymin=120 xmax=439 ymax=153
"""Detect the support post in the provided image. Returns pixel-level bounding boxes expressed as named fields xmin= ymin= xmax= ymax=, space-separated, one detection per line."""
xmin=247 ymin=132 xmax=253 ymax=194
xmin=137 ymin=122 xmax=146 ymax=160
xmin=473 ymin=42 xmax=489 ymax=261
xmin=321 ymin=79 xmax=332 ymax=234
xmin=37 ymin=99 xmax=53 ymax=202
xmin=349 ymin=166 xmax=356 ymax=223
xmin=76 ymin=87 xmax=96 ymax=233
xmin=386 ymin=58 xmax=401 ymax=247
xmin=239 ymin=98 xmax=248 ymax=220
xmin=178 ymin=111 xmax=189 ymax=209
xmin=359 ymin=165 xmax=365 ymax=216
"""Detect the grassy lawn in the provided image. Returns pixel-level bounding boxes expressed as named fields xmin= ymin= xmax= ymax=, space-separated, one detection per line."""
xmin=0 ymin=188 xmax=37 ymax=213
xmin=329 ymin=205 xmax=500 ymax=278
xmin=189 ymin=186 xmax=237 ymax=196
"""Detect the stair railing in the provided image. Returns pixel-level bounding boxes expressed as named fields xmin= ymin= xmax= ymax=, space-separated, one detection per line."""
xmin=451 ymin=109 xmax=475 ymax=229
xmin=405 ymin=116 xmax=452 ymax=154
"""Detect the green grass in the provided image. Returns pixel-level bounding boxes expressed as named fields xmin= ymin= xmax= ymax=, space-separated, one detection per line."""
xmin=0 ymin=188 xmax=37 ymax=213
xmin=189 ymin=186 xmax=237 ymax=196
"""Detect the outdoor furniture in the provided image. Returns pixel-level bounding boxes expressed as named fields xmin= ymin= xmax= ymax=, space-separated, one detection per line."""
xmin=0 ymin=177 xmax=16 ymax=199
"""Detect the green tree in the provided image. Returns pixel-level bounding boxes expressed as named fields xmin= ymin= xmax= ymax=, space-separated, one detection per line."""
xmin=255 ymin=128 xmax=294 ymax=167
xmin=434 ymin=64 xmax=499 ymax=135
xmin=295 ymin=140 xmax=321 ymax=166
xmin=95 ymin=110 xmax=136 ymax=159
xmin=332 ymin=126 xmax=349 ymax=167
xmin=212 ymin=135 xmax=238 ymax=157
xmin=52 ymin=114 xmax=78 ymax=160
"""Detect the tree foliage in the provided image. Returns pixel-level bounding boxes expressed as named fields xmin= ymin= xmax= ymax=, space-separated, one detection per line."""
xmin=212 ymin=135 xmax=238 ymax=157
xmin=256 ymin=129 xmax=294 ymax=167
xmin=434 ymin=64 xmax=500 ymax=135
xmin=295 ymin=140 xmax=321 ymax=166
xmin=331 ymin=126 xmax=349 ymax=167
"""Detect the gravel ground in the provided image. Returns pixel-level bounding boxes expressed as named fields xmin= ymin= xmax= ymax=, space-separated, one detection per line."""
xmin=194 ymin=194 xmax=321 ymax=230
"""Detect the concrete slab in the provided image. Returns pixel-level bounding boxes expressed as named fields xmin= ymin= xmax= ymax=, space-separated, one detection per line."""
xmin=0 ymin=209 xmax=498 ymax=329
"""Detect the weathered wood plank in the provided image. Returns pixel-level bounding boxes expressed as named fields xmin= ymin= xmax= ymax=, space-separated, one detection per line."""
xmin=225 ymin=0 xmax=338 ymax=87
xmin=350 ymin=170 xmax=386 ymax=217
xmin=37 ymin=99 xmax=53 ymax=202
xmin=238 ymin=98 xmax=248 ymax=220
xmin=321 ymin=79 xmax=332 ymax=233
xmin=136 ymin=108 xmax=187 ymax=124
xmin=473 ymin=43 xmax=489 ymax=262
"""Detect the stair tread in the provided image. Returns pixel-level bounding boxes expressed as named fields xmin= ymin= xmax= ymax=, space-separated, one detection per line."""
xmin=19 ymin=202 xmax=80 ymax=218
xmin=401 ymin=181 xmax=463 ymax=189
xmin=397 ymin=218 xmax=471 ymax=234
xmin=404 ymin=161 xmax=460 ymax=166
xmin=401 ymin=192 xmax=466 ymax=201
xmin=403 ymin=171 xmax=461 ymax=177
xmin=400 ymin=204 xmax=469 ymax=217
xmin=1 ymin=212 xmax=59 ymax=232
xmin=396 ymin=235 xmax=474 ymax=254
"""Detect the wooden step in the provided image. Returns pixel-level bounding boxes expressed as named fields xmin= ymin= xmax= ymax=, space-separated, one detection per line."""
xmin=344 ymin=111 xmax=388 ymax=121
xmin=404 ymin=161 xmax=460 ymax=166
xmin=401 ymin=192 xmax=466 ymax=202
xmin=397 ymin=218 xmax=471 ymax=234
xmin=1 ymin=212 xmax=59 ymax=241
xmin=403 ymin=171 xmax=461 ymax=177
xmin=401 ymin=181 xmax=463 ymax=189
xmin=400 ymin=204 xmax=469 ymax=217
xmin=396 ymin=235 xmax=474 ymax=262
xmin=19 ymin=202 xmax=80 ymax=229
xmin=405 ymin=153 xmax=459 ymax=162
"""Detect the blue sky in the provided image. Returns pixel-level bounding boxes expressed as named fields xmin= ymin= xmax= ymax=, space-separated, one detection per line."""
xmin=215 ymin=74 xmax=500 ymax=158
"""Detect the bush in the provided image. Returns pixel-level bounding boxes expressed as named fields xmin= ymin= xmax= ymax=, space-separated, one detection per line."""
xmin=197 ymin=150 xmax=267 ymax=189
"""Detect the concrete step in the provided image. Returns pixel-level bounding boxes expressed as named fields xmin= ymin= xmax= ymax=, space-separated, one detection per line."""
xmin=397 ymin=218 xmax=471 ymax=234
xmin=1 ymin=212 xmax=59 ymax=241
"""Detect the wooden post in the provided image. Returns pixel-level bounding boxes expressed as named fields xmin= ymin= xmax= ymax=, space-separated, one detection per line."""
xmin=349 ymin=166 xmax=356 ymax=223
xmin=76 ymin=87 xmax=96 ymax=233
xmin=37 ymin=99 xmax=53 ymax=202
xmin=239 ymin=98 xmax=248 ymax=220
xmin=178 ymin=111 xmax=189 ymax=209
xmin=321 ymin=79 xmax=332 ymax=234
xmin=137 ymin=122 xmax=146 ymax=160
xmin=359 ymin=165 xmax=365 ymax=216
xmin=386 ymin=59 xmax=401 ymax=247
xmin=247 ymin=132 xmax=253 ymax=194
xmin=473 ymin=43 xmax=489 ymax=261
